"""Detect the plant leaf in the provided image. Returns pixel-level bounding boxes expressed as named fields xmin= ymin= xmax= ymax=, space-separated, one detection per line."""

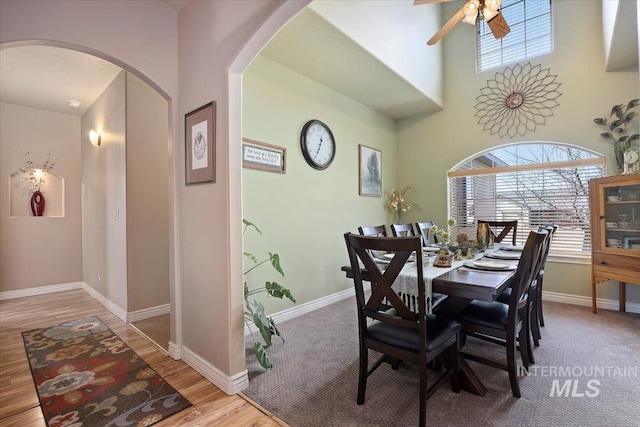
xmin=244 ymin=281 xmax=249 ymax=298
xmin=593 ymin=117 xmax=606 ymax=126
xmin=610 ymin=119 xmax=623 ymax=130
xmin=244 ymin=251 xmax=258 ymax=264
xmin=266 ymin=282 xmax=296 ymax=303
xmin=252 ymin=301 xmax=273 ymax=347
xmin=243 ymin=219 xmax=262 ymax=234
xmin=253 ymin=342 xmax=273 ymax=370
xmin=269 ymin=253 xmax=284 ymax=276
xmin=628 ymin=99 xmax=639 ymax=109
xmin=618 ymin=135 xmax=629 ymax=143
xmin=630 ymin=134 xmax=640 ymax=142
xmin=600 ymin=132 xmax=613 ymax=140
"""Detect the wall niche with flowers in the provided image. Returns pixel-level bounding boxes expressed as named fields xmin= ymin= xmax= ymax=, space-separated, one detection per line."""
xmin=9 ymin=152 xmax=65 ymax=218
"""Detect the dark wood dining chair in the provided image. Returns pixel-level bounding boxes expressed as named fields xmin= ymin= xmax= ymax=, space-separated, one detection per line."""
xmin=415 ymin=221 xmax=435 ymax=246
xmin=477 ymin=220 xmax=518 ymax=245
xmin=497 ymin=224 xmax=555 ymax=347
xmin=344 ymin=233 xmax=461 ymax=427
xmin=452 ymin=229 xmax=547 ymax=398
xmin=391 ymin=223 xmax=416 ymax=237
xmin=358 ymin=224 xmax=388 ymax=237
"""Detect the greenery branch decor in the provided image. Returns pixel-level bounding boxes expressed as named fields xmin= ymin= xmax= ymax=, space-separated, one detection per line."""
xmin=243 ymin=219 xmax=296 ymax=370
xmin=593 ymin=99 xmax=639 ymax=173
xmin=387 ymin=185 xmax=421 ymax=223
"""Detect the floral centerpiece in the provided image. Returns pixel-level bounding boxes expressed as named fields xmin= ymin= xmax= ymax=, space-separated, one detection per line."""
xmin=430 ymin=218 xmax=481 ymax=255
xmin=387 ymin=185 xmax=421 ymax=223
xmin=593 ymin=99 xmax=639 ymax=173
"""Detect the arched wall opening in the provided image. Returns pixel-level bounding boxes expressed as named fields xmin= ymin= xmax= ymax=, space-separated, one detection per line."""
xmin=0 ymin=39 xmax=178 ymax=350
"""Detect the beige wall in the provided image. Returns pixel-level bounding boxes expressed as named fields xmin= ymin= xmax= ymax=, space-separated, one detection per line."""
xmin=81 ymin=71 xmax=127 ymax=310
xmin=0 ymin=103 xmax=82 ymax=290
xmin=126 ymin=72 xmax=170 ymax=312
xmin=242 ymin=55 xmax=397 ymax=314
xmin=396 ymin=0 xmax=640 ymax=303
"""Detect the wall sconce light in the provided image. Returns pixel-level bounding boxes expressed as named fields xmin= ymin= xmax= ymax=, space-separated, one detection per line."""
xmin=90 ymin=130 xmax=101 ymax=147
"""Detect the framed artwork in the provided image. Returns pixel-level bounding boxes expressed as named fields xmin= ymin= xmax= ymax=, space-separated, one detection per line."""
xmin=359 ymin=144 xmax=382 ymax=197
xmin=242 ymin=138 xmax=286 ymax=174
xmin=185 ymin=102 xmax=215 ymax=184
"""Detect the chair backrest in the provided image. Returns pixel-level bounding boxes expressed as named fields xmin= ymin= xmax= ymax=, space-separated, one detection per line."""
xmin=415 ymin=221 xmax=435 ymax=246
xmin=537 ymin=224 xmax=556 ymax=272
xmin=508 ymin=229 xmax=548 ymax=314
xmin=344 ymin=233 xmax=426 ymax=336
xmin=358 ymin=225 xmax=388 ymax=237
xmin=478 ymin=220 xmax=518 ymax=245
xmin=391 ymin=223 xmax=416 ymax=237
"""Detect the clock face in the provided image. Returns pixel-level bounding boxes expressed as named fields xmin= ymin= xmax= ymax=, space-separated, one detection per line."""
xmin=624 ymin=148 xmax=639 ymax=164
xmin=300 ymin=120 xmax=335 ymax=170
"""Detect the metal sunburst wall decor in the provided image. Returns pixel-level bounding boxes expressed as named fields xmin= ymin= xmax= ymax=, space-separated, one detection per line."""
xmin=474 ymin=62 xmax=562 ymax=138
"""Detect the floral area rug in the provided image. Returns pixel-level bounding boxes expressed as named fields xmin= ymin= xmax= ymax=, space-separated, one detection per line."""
xmin=21 ymin=316 xmax=191 ymax=427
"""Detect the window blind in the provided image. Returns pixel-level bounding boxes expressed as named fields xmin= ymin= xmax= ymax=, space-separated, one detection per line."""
xmin=449 ymin=156 xmax=605 ymax=260
xmin=477 ymin=0 xmax=553 ymax=72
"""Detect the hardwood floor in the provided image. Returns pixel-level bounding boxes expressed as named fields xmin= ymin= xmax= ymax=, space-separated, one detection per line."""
xmin=0 ymin=290 xmax=285 ymax=427
xmin=132 ymin=314 xmax=171 ymax=352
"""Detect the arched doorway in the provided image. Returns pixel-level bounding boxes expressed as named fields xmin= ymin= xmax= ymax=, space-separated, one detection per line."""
xmin=0 ymin=40 xmax=176 ymax=352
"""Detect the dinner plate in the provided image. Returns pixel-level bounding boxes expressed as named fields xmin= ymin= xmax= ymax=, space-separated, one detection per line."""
xmin=484 ymin=251 xmax=521 ymax=260
xmin=382 ymin=253 xmax=416 ymax=262
xmin=423 ymin=246 xmax=441 ymax=252
xmin=464 ymin=260 xmax=516 ymax=271
xmin=500 ymin=244 xmax=525 ymax=252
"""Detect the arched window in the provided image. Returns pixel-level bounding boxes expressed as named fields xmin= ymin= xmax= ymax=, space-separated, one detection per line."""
xmin=449 ymin=142 xmax=606 ymax=260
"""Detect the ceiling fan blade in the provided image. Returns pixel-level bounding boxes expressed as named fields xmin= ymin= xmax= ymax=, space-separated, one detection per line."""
xmin=486 ymin=11 xmax=510 ymax=39
xmin=427 ymin=8 xmax=465 ymax=46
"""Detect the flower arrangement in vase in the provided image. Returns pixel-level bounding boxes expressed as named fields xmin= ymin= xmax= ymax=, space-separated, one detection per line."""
xmin=387 ymin=185 xmax=421 ymax=223
xmin=593 ymin=99 xmax=639 ymax=174
xmin=17 ymin=152 xmax=55 ymax=216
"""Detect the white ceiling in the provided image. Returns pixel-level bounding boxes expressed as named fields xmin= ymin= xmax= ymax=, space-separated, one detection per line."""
xmin=1 ymin=1 xmax=637 ymax=120
xmin=0 ymin=45 xmax=121 ymax=116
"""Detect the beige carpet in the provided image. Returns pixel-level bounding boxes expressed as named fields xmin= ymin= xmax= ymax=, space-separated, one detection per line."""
xmin=244 ymin=298 xmax=640 ymax=426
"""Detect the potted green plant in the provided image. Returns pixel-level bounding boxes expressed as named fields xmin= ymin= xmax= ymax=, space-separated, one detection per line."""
xmin=243 ymin=219 xmax=296 ymax=370
xmin=593 ymin=99 xmax=639 ymax=174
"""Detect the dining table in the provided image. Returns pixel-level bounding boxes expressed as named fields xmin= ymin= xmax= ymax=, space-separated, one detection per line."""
xmin=341 ymin=244 xmax=523 ymax=396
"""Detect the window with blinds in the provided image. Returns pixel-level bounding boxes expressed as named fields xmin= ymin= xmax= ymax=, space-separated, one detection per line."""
xmin=448 ymin=143 xmax=606 ymax=260
xmin=477 ymin=0 xmax=553 ymax=72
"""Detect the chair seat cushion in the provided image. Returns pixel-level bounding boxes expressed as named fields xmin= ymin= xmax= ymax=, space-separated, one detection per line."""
xmin=367 ymin=314 xmax=460 ymax=353
xmin=432 ymin=292 xmax=448 ymax=310
xmin=456 ymin=300 xmax=509 ymax=330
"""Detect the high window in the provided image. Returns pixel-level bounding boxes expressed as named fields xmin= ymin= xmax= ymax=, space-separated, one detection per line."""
xmin=448 ymin=143 xmax=606 ymax=261
xmin=477 ymin=0 xmax=553 ymax=72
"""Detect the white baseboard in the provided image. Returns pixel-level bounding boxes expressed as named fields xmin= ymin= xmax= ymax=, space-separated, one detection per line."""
xmin=168 ymin=341 xmax=181 ymax=360
xmin=0 ymin=281 xmax=83 ymax=300
xmin=244 ymin=284 xmax=369 ymax=336
xmin=181 ymin=345 xmax=248 ymax=395
xmin=542 ymin=291 xmax=640 ymax=314
xmin=80 ymin=283 xmax=127 ymax=322
xmin=127 ymin=304 xmax=170 ymax=323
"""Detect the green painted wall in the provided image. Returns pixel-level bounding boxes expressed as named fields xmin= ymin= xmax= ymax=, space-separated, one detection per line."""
xmin=396 ymin=0 xmax=639 ymax=304
xmin=242 ymin=55 xmax=397 ymax=313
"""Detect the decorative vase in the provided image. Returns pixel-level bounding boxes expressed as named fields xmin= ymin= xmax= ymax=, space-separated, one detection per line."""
xmin=477 ymin=222 xmax=490 ymax=247
xmin=30 ymin=190 xmax=45 ymax=216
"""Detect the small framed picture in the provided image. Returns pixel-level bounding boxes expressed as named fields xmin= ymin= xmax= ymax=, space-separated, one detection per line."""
xmin=359 ymin=144 xmax=382 ymax=197
xmin=242 ymin=138 xmax=286 ymax=174
xmin=185 ymin=102 xmax=215 ymax=185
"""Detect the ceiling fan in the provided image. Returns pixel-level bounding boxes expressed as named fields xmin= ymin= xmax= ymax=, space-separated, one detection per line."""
xmin=414 ymin=0 xmax=510 ymax=46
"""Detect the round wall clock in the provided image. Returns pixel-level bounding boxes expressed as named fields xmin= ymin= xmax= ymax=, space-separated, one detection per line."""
xmin=300 ymin=119 xmax=335 ymax=170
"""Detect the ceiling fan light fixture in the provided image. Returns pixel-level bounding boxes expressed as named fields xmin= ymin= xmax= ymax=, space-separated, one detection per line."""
xmin=462 ymin=0 xmax=480 ymax=25
xmin=482 ymin=0 xmax=501 ymax=21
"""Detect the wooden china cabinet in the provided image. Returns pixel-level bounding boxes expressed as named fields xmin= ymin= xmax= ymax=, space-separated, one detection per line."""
xmin=589 ymin=174 xmax=640 ymax=313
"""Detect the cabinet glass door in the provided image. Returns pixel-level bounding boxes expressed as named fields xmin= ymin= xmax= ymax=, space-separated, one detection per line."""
xmin=603 ymin=183 xmax=640 ymax=252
